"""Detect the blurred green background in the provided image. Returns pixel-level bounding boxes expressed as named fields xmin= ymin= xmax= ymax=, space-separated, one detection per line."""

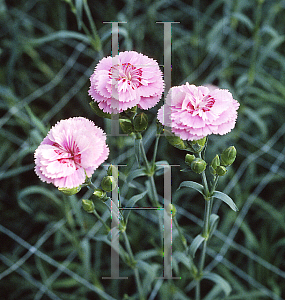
xmin=1 ymin=0 xmax=285 ymax=299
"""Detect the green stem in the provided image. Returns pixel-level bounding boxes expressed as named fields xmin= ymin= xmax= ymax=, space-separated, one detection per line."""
xmin=151 ymin=134 xmax=160 ymax=167
xmin=139 ymin=138 xmax=151 ymax=173
xmin=195 ymin=158 xmax=213 ymax=300
xmin=196 ymin=198 xmax=211 ymax=300
xmin=198 ymin=152 xmax=209 ymax=196
xmin=210 ymin=175 xmax=219 ymax=195
xmin=195 ymin=281 xmax=200 ymax=300
xmin=92 ymin=209 xmax=110 ymax=233
xmin=173 ymin=217 xmax=188 ymax=251
xmin=122 ymin=230 xmax=145 ymax=300
xmin=137 ymin=135 xmax=163 ymax=245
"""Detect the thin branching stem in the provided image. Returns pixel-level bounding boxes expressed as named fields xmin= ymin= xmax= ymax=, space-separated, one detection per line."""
xmin=122 ymin=230 xmax=145 ymax=300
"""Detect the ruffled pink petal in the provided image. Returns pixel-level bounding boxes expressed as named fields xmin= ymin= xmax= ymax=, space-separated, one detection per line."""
xmin=89 ymin=51 xmax=164 ymax=113
xmin=34 ymin=117 xmax=109 ymax=189
xmin=158 ymin=83 xmax=239 ymax=141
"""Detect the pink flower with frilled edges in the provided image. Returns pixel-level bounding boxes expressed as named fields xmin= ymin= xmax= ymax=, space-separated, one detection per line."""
xmin=34 ymin=117 xmax=109 ymax=188
xmin=88 ymin=51 xmax=164 ymax=114
xmin=157 ymin=83 xmax=239 ymax=140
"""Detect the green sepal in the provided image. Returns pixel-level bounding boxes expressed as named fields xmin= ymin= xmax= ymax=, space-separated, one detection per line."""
xmin=58 ymin=186 xmax=81 ymax=196
xmin=133 ymin=112 xmax=148 ymax=132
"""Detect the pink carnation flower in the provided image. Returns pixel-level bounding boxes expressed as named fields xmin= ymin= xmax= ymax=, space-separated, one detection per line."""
xmin=34 ymin=117 xmax=109 ymax=188
xmin=88 ymin=51 xmax=164 ymax=114
xmin=157 ymin=83 xmax=239 ymax=141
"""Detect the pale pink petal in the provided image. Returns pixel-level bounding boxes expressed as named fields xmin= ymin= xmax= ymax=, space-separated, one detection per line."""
xmin=158 ymin=83 xmax=239 ymax=141
xmin=34 ymin=117 xmax=109 ymax=189
xmin=89 ymin=51 xmax=164 ymax=113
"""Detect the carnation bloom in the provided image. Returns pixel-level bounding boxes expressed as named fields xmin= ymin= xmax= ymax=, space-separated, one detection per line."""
xmin=34 ymin=117 xmax=109 ymax=188
xmin=157 ymin=83 xmax=239 ymax=141
xmin=88 ymin=51 xmax=164 ymax=114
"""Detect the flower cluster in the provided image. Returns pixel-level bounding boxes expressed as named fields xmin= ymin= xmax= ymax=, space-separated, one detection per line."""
xmin=88 ymin=51 xmax=164 ymax=114
xmin=157 ymin=83 xmax=239 ymax=141
xmin=34 ymin=50 xmax=239 ymax=190
xmin=34 ymin=117 xmax=109 ymax=188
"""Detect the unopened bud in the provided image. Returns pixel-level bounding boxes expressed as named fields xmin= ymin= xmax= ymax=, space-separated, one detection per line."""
xmin=58 ymin=186 xmax=81 ymax=196
xmin=119 ymin=119 xmax=134 ymax=134
xmin=216 ymin=165 xmax=227 ymax=176
xmin=107 ymin=165 xmax=119 ymax=176
xmin=221 ymin=146 xmax=237 ymax=166
xmin=93 ymin=188 xmax=108 ymax=201
xmin=82 ymin=199 xmax=95 ymax=213
xmin=191 ymin=158 xmax=207 ymax=174
xmin=101 ymin=175 xmax=116 ymax=192
xmin=211 ymin=155 xmax=220 ymax=170
xmin=133 ymin=112 xmax=148 ymax=132
xmin=166 ymin=204 xmax=177 ymax=217
xmin=185 ymin=154 xmax=195 ymax=166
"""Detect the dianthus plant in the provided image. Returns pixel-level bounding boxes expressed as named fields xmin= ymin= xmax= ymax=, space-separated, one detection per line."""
xmin=34 ymin=50 xmax=240 ymax=300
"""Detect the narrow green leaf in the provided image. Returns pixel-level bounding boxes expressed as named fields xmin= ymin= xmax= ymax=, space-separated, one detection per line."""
xmin=29 ymin=31 xmax=91 ymax=46
xmin=124 ymin=191 xmax=147 ymax=208
xmin=203 ymin=272 xmax=232 ymax=297
xmin=212 ymin=191 xmax=238 ymax=211
xmin=173 ymin=251 xmax=194 ymax=271
xmin=126 ymin=168 xmax=146 ymax=183
xmin=123 ymin=191 xmax=147 ymax=224
xmin=103 ymin=198 xmax=123 ymax=221
xmin=136 ymin=260 xmax=160 ymax=294
xmin=134 ymin=138 xmax=142 ymax=167
xmin=232 ymin=12 xmax=254 ymax=31
xmin=155 ymin=160 xmax=169 ymax=176
xmin=25 ymin=105 xmax=48 ymax=136
xmin=17 ymin=186 xmax=61 ymax=213
xmin=178 ymin=181 xmax=204 ymax=196
xmin=189 ymin=234 xmax=205 ymax=258
xmin=89 ymin=101 xmax=112 ymax=119
xmin=75 ymin=0 xmax=83 ymax=30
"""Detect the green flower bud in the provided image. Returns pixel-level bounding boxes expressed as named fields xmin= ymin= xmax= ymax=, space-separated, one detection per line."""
xmin=185 ymin=154 xmax=195 ymax=166
xmin=211 ymin=155 xmax=220 ymax=170
xmin=93 ymin=188 xmax=108 ymax=201
xmin=133 ymin=112 xmax=148 ymax=132
xmin=191 ymin=158 xmax=207 ymax=174
xmin=119 ymin=119 xmax=134 ymax=134
xmin=82 ymin=199 xmax=95 ymax=213
xmin=101 ymin=175 xmax=116 ymax=192
xmin=166 ymin=204 xmax=177 ymax=217
xmin=58 ymin=186 xmax=81 ymax=196
xmin=220 ymin=146 xmax=237 ymax=166
xmin=107 ymin=165 xmax=119 ymax=177
xmin=215 ymin=165 xmax=227 ymax=176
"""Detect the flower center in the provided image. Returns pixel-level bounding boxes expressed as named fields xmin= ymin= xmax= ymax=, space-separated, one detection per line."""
xmin=53 ymin=142 xmax=81 ymax=167
xmin=109 ymin=63 xmax=143 ymax=89
xmin=187 ymin=94 xmax=215 ymax=113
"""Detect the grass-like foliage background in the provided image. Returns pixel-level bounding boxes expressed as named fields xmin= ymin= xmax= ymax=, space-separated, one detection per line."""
xmin=1 ymin=0 xmax=285 ymax=299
